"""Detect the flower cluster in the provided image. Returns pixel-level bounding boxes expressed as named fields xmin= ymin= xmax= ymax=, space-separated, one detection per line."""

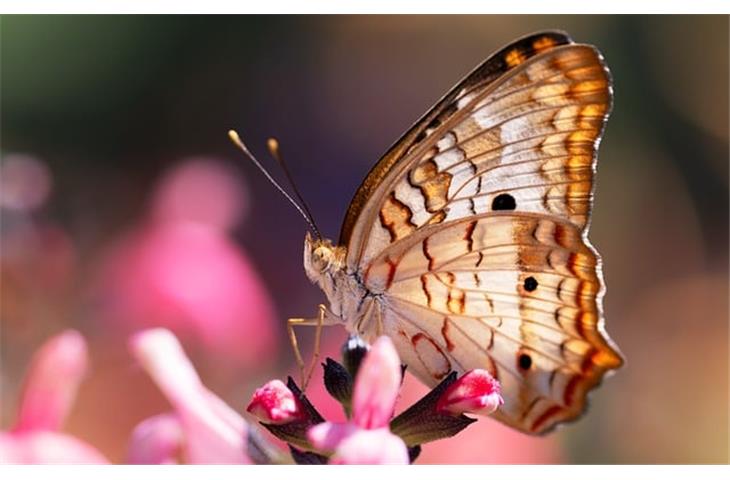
xmin=1 ymin=329 xmax=502 ymax=465
xmin=247 ymin=336 xmax=503 ymax=464
xmin=2 ymin=328 xmax=254 ymax=464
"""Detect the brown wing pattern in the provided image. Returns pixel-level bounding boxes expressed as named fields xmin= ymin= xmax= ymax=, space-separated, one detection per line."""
xmin=347 ymin=41 xmax=612 ymax=268
xmin=339 ymin=32 xmax=622 ymax=434
xmin=340 ymin=31 xmax=574 ymax=262
xmin=364 ymin=213 xmax=622 ymax=434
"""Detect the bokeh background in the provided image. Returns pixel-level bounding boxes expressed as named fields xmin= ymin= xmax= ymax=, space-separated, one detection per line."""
xmin=1 ymin=15 xmax=728 ymax=464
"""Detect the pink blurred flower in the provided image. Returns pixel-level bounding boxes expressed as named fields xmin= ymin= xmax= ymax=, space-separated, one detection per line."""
xmin=127 ymin=414 xmax=183 ymax=464
xmin=247 ymin=380 xmax=306 ymax=425
xmin=0 ymin=330 xmax=108 ymax=464
xmin=307 ymin=336 xmax=409 ymax=465
xmin=93 ymin=159 xmax=277 ymax=367
xmin=0 ymin=431 xmax=107 ymax=464
xmin=0 ymin=154 xmax=52 ymax=212
xmin=150 ymin=158 xmax=248 ymax=231
xmin=127 ymin=328 xmax=251 ymax=464
xmin=436 ymin=369 xmax=503 ymax=416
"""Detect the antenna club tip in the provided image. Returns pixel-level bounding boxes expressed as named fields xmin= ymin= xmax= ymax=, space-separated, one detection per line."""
xmin=228 ymin=129 xmax=240 ymax=142
xmin=266 ymin=137 xmax=279 ymax=152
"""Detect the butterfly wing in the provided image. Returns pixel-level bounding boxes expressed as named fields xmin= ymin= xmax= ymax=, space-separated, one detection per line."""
xmin=365 ymin=213 xmax=623 ymax=434
xmin=340 ymin=31 xmax=623 ymax=434
xmin=341 ymin=31 xmax=575 ymax=257
xmin=342 ymin=31 xmax=610 ymax=265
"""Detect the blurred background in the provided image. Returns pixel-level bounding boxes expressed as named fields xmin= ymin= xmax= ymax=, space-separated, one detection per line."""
xmin=1 ymin=15 xmax=728 ymax=464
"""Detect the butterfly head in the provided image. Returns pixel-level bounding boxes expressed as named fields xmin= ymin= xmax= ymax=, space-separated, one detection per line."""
xmin=303 ymin=232 xmax=346 ymax=286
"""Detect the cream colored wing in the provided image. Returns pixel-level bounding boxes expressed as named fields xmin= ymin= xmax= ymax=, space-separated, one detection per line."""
xmin=339 ymin=32 xmax=622 ymax=434
xmin=342 ymin=36 xmax=611 ymax=270
xmin=365 ymin=213 xmax=623 ymax=434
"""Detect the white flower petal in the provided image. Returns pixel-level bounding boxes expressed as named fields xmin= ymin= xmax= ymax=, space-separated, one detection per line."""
xmin=129 ymin=328 xmax=250 ymax=463
xmin=331 ymin=428 xmax=409 ymax=465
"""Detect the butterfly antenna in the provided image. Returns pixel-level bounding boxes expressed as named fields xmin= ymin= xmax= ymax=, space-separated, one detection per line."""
xmin=228 ymin=130 xmax=321 ymax=238
xmin=266 ymin=137 xmax=322 ymax=240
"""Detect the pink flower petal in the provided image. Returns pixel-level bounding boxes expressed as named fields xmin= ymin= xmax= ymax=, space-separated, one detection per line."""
xmin=203 ymin=389 xmax=249 ymax=438
xmin=436 ymin=369 xmax=504 ymax=416
xmin=307 ymin=422 xmax=357 ymax=453
xmin=0 ymin=431 xmax=108 ymax=464
xmin=351 ymin=336 xmax=401 ymax=429
xmin=330 ymin=428 xmax=409 ymax=465
xmin=13 ymin=330 xmax=88 ymax=433
xmin=96 ymin=222 xmax=278 ymax=367
xmin=129 ymin=328 xmax=250 ymax=464
xmin=151 ymin=159 xmax=249 ymax=231
xmin=247 ymin=380 xmax=305 ymax=425
xmin=127 ymin=414 xmax=183 ymax=464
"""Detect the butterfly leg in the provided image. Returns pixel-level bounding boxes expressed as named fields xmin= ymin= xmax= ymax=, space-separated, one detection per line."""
xmin=287 ymin=304 xmax=333 ymax=390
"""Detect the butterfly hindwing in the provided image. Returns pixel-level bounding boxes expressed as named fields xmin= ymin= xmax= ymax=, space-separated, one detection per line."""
xmin=364 ymin=213 xmax=622 ymax=433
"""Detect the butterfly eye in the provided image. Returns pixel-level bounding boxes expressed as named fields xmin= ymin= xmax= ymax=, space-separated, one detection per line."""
xmin=312 ymin=246 xmax=333 ymax=272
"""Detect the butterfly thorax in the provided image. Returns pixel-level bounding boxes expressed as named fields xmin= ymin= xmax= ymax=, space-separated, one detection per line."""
xmin=303 ymin=232 xmax=370 ymax=329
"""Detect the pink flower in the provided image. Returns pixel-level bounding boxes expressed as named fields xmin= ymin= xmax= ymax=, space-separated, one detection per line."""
xmin=93 ymin=159 xmax=277 ymax=368
xmin=128 ymin=328 xmax=251 ymax=464
xmin=0 ymin=153 xmax=52 ymax=212
xmin=247 ymin=380 xmax=306 ymax=425
xmin=396 ymin=374 xmax=560 ymax=463
xmin=127 ymin=414 xmax=184 ymax=464
xmin=307 ymin=336 xmax=408 ymax=465
xmin=0 ymin=330 xmax=108 ymax=464
xmin=150 ymin=158 xmax=249 ymax=231
xmin=327 ymin=428 xmax=410 ymax=465
xmin=0 ymin=432 xmax=108 ymax=464
xmin=436 ymin=369 xmax=503 ymax=416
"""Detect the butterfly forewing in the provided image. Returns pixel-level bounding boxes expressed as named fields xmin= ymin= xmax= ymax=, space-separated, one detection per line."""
xmin=335 ymin=31 xmax=622 ymax=434
xmin=340 ymin=31 xmax=574 ymax=259
xmin=349 ymin=43 xmax=612 ymax=269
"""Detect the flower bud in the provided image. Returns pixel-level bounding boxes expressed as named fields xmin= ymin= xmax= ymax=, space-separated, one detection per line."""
xmin=322 ymin=358 xmax=353 ymax=416
xmin=435 ymin=369 xmax=503 ymax=416
xmin=341 ymin=335 xmax=369 ymax=379
xmin=389 ymin=372 xmax=475 ymax=446
xmin=247 ymin=380 xmax=306 ymax=425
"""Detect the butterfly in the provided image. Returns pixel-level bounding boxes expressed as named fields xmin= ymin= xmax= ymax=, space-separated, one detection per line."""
xmin=234 ymin=30 xmax=624 ymax=435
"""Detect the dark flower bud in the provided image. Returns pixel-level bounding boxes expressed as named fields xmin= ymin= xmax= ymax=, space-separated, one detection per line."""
xmin=341 ymin=335 xmax=369 ymax=379
xmin=322 ymin=358 xmax=354 ymax=417
xmin=389 ymin=372 xmax=476 ymax=446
